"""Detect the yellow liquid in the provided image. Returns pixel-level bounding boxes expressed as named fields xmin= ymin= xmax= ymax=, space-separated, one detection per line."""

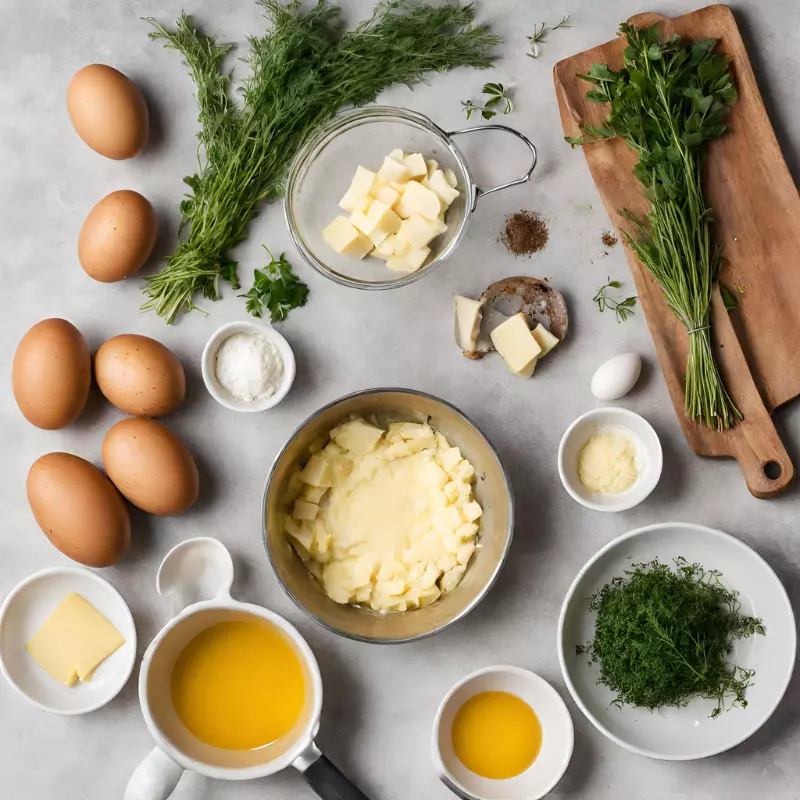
xmin=170 ymin=619 xmax=305 ymax=751
xmin=452 ymin=691 xmax=542 ymax=780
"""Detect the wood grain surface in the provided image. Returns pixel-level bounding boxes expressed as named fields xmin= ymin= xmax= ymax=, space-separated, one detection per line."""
xmin=553 ymin=4 xmax=800 ymax=498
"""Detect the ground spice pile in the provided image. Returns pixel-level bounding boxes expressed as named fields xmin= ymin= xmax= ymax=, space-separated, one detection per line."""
xmin=601 ymin=230 xmax=618 ymax=248
xmin=502 ymin=211 xmax=549 ymax=256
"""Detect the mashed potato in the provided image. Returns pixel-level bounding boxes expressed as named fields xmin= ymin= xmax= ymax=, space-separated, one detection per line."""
xmin=283 ymin=418 xmax=482 ymax=612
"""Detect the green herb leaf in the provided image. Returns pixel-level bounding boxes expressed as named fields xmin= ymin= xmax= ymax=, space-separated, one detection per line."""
xmin=238 ymin=247 xmax=309 ymax=323
xmin=593 ymin=277 xmax=637 ymax=323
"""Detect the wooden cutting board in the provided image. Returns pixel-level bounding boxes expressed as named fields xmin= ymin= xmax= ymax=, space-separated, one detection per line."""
xmin=554 ymin=4 xmax=800 ymax=498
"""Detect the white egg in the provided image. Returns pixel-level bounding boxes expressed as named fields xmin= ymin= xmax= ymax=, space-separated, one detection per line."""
xmin=591 ymin=353 xmax=642 ymax=401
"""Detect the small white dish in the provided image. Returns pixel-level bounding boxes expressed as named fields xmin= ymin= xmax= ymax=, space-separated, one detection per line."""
xmin=558 ymin=522 xmax=796 ymax=760
xmin=558 ymin=407 xmax=662 ymax=512
xmin=432 ymin=666 xmax=574 ymax=800
xmin=201 ymin=320 xmax=296 ymax=412
xmin=0 ymin=567 xmax=136 ymax=715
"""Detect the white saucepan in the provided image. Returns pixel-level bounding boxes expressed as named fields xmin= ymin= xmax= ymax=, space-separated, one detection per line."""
xmin=125 ymin=537 xmax=371 ymax=800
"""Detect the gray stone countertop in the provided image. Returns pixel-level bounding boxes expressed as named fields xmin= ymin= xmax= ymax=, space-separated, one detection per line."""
xmin=1 ymin=0 xmax=799 ymax=798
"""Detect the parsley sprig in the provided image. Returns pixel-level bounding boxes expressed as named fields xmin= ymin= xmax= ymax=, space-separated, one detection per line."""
xmin=462 ymin=82 xmax=513 ymax=121
xmin=577 ymin=558 xmax=765 ymax=718
xmin=239 ymin=247 xmax=309 ymax=322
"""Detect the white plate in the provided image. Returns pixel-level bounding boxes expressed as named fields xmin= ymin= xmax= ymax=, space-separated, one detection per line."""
xmin=432 ymin=666 xmax=574 ymax=800
xmin=558 ymin=407 xmax=663 ymax=512
xmin=0 ymin=567 xmax=137 ymax=715
xmin=201 ymin=320 xmax=296 ymax=412
xmin=558 ymin=523 xmax=796 ymax=759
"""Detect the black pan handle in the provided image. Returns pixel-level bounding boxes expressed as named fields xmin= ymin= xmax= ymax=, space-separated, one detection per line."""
xmin=302 ymin=754 xmax=372 ymax=800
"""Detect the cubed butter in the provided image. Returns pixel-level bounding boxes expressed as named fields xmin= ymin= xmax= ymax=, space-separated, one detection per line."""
xmin=370 ymin=174 xmax=390 ymax=196
xmin=369 ymin=227 xmax=389 ymax=247
xmin=293 ymin=499 xmax=319 ymax=521
xmin=386 ymin=256 xmax=414 ymax=273
xmin=396 ymin=180 xmax=441 ymax=220
xmin=531 ymin=323 xmax=560 ymax=357
xmin=427 ymin=170 xmax=460 ymax=207
xmin=365 ymin=200 xmax=402 ymax=235
xmin=403 ymin=152 xmax=428 ymax=179
xmin=403 ymin=244 xmax=431 ymax=271
xmin=397 ymin=215 xmax=440 ymax=249
xmin=490 ymin=313 xmax=542 ymax=375
xmin=426 ymin=159 xmax=439 ymax=179
xmin=299 ymin=454 xmax=332 ymax=487
xmin=387 ymin=148 xmax=405 ymax=162
xmin=454 ymin=295 xmax=484 ymax=351
xmin=373 ymin=235 xmax=396 ymax=260
xmin=376 ymin=186 xmax=400 ymax=209
xmin=25 ymin=593 xmax=125 ymax=686
xmin=378 ymin=156 xmax=411 ymax=184
xmin=444 ymin=168 xmax=458 ymax=188
xmin=322 ymin=216 xmax=373 ymax=258
xmin=350 ymin=210 xmax=375 ymax=235
xmin=333 ymin=419 xmax=385 ymax=455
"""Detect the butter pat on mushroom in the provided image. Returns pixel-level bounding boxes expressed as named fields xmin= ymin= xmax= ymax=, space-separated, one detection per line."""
xmin=454 ymin=295 xmax=484 ymax=352
xmin=490 ymin=313 xmax=542 ymax=377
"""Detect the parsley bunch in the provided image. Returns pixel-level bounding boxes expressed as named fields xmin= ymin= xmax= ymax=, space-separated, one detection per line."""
xmin=577 ymin=558 xmax=765 ymax=718
xmin=567 ymin=23 xmax=740 ymax=430
xmin=142 ymin=1 xmax=499 ymax=323
xmin=239 ymin=247 xmax=309 ymax=322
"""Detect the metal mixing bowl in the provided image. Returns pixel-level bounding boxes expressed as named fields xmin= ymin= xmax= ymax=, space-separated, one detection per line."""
xmin=262 ymin=389 xmax=514 ymax=644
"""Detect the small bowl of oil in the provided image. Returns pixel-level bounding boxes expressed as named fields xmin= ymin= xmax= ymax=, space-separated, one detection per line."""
xmin=432 ymin=666 xmax=574 ymax=800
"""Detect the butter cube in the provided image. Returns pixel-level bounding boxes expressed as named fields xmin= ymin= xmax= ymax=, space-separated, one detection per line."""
xmin=338 ymin=166 xmax=376 ymax=212
xmin=301 ymin=484 xmax=328 ymax=504
xmin=397 ymin=215 xmax=439 ymax=249
xmin=322 ymin=217 xmax=373 ymax=258
xmin=376 ymin=186 xmax=400 ymax=210
xmin=403 ymin=152 xmax=428 ymax=179
xmin=387 ymin=148 xmax=405 ymax=162
xmin=403 ymin=245 xmax=430 ymax=271
xmin=350 ymin=210 xmax=375 ymax=235
xmin=386 ymin=256 xmax=414 ymax=273
xmin=426 ymin=159 xmax=439 ymax=179
xmin=514 ymin=356 xmax=538 ymax=379
xmin=369 ymin=227 xmax=389 ymax=247
xmin=454 ymin=295 xmax=483 ymax=351
xmin=25 ymin=593 xmax=125 ymax=686
xmin=390 ymin=181 xmax=408 ymax=194
xmin=370 ymin=174 xmax=390 ymax=196
xmin=299 ymin=454 xmax=332 ymax=487
xmin=333 ymin=419 xmax=385 ymax=455
xmin=372 ymin=235 xmax=396 ymax=261
xmin=378 ymin=156 xmax=411 ymax=184
xmin=427 ymin=170 xmax=460 ymax=208
xmin=396 ymin=180 xmax=441 ymax=220
xmin=444 ymin=168 xmax=458 ymax=188
xmin=365 ymin=200 xmax=402 ymax=235
xmin=339 ymin=189 xmax=371 ymax=214
xmin=293 ymin=499 xmax=319 ymax=521
xmin=463 ymin=500 xmax=483 ymax=522
xmin=490 ymin=313 xmax=542 ymax=375
xmin=531 ymin=323 xmax=560 ymax=357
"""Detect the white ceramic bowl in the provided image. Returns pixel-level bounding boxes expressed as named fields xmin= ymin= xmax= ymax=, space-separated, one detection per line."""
xmin=558 ymin=522 xmax=796 ymax=760
xmin=0 ymin=567 xmax=136 ymax=715
xmin=558 ymin=407 xmax=662 ymax=512
xmin=201 ymin=321 xmax=296 ymax=412
xmin=432 ymin=666 xmax=574 ymax=800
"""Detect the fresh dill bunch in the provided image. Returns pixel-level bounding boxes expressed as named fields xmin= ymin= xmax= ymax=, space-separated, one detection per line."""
xmin=142 ymin=0 xmax=500 ymax=323
xmin=566 ymin=23 xmax=740 ymax=430
xmin=577 ymin=558 xmax=765 ymax=718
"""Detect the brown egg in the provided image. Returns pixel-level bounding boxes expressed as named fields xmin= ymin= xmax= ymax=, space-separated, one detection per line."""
xmin=12 ymin=319 xmax=91 ymax=430
xmin=102 ymin=418 xmax=199 ymax=515
xmin=27 ymin=453 xmax=131 ymax=567
xmin=78 ymin=190 xmax=157 ymax=283
xmin=95 ymin=334 xmax=185 ymax=417
xmin=67 ymin=64 xmax=148 ymax=160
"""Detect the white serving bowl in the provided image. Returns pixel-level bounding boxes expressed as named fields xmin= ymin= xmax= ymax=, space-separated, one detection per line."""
xmin=201 ymin=320 xmax=296 ymax=412
xmin=432 ymin=666 xmax=574 ymax=800
xmin=0 ymin=567 xmax=136 ymax=715
xmin=557 ymin=407 xmax=662 ymax=512
xmin=558 ymin=522 xmax=796 ymax=760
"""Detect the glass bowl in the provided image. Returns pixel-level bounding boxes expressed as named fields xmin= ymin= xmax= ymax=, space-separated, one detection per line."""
xmin=285 ymin=106 xmax=537 ymax=290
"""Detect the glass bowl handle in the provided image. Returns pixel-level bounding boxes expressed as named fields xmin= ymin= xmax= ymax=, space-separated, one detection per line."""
xmin=447 ymin=125 xmax=538 ymax=211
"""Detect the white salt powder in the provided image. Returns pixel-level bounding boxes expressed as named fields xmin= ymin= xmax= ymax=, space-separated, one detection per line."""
xmin=214 ymin=332 xmax=284 ymax=402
